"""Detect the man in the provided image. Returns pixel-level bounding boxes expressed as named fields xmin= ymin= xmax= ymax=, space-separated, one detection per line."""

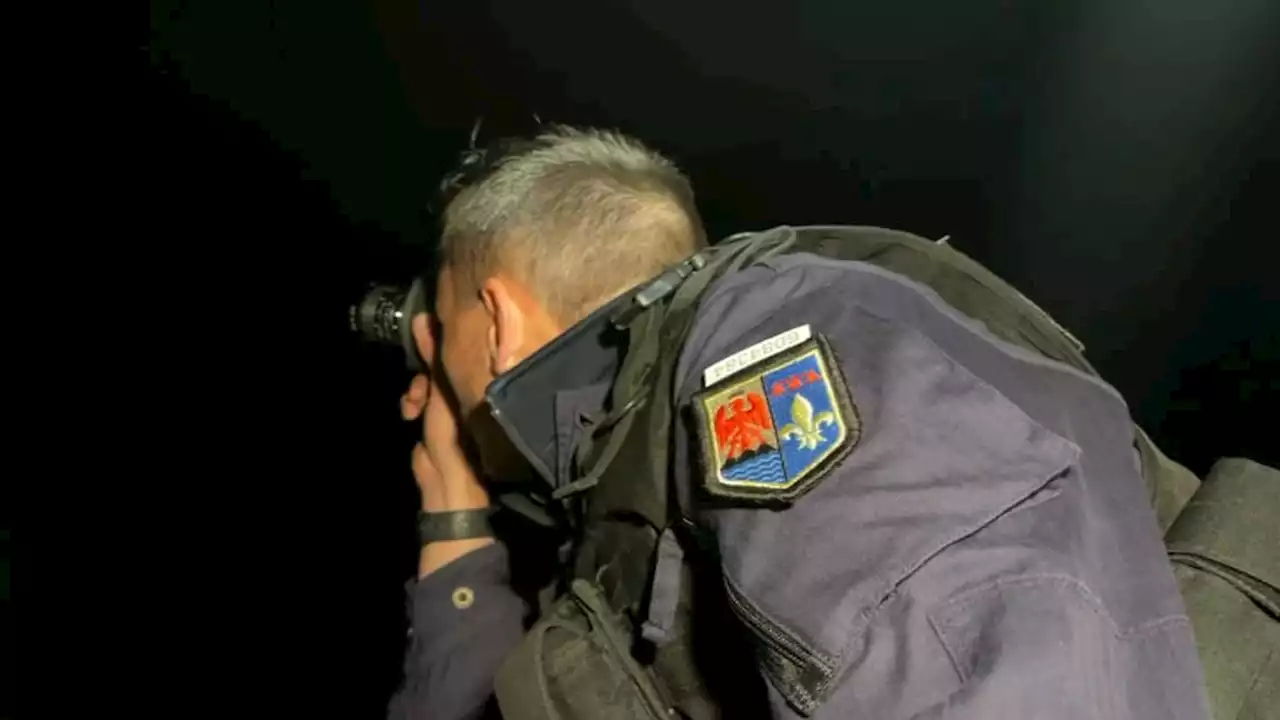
xmin=387 ymin=126 xmax=1211 ymax=719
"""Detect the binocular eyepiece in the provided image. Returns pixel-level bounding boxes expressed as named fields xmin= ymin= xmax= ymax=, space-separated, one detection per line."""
xmin=348 ymin=277 xmax=429 ymax=372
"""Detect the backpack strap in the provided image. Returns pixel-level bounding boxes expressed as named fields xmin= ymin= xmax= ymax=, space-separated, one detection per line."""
xmin=567 ymin=231 xmax=783 ymax=613
xmin=780 ymin=225 xmax=1095 ymax=372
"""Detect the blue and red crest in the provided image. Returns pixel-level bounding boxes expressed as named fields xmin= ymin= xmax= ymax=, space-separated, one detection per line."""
xmin=693 ymin=335 xmax=860 ymax=504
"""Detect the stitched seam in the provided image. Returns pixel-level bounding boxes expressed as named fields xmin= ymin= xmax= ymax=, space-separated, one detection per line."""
xmin=927 ymin=610 xmax=969 ymax=684
xmin=829 ymin=451 xmax=1079 ymax=671
xmin=932 ymin=573 xmax=1190 ymax=640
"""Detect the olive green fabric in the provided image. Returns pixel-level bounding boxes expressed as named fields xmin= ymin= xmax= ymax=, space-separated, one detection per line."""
xmin=1135 ymin=425 xmax=1203 ymax=534
xmin=782 ymin=227 xmax=1097 ymax=374
xmin=1168 ymin=458 xmax=1280 ymax=720
xmin=494 ymin=580 xmax=672 ymax=720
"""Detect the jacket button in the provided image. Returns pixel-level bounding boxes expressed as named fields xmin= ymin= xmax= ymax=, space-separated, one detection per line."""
xmin=452 ymin=586 xmax=475 ymax=609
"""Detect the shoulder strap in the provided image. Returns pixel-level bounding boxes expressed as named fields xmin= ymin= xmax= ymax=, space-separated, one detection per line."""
xmin=568 ymin=233 xmax=774 ymax=611
xmin=782 ymin=225 xmax=1095 ymax=373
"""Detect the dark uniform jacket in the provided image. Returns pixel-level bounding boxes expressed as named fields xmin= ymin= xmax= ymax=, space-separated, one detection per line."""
xmin=389 ymin=243 xmax=1210 ymax=720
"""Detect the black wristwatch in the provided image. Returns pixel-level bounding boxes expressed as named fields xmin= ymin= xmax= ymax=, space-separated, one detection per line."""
xmin=417 ymin=508 xmax=495 ymax=545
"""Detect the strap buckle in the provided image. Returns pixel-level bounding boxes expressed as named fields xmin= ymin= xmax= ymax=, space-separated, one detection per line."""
xmin=610 ymin=253 xmax=709 ymax=329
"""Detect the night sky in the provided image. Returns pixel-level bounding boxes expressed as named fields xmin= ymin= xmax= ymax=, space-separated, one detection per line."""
xmin=147 ymin=1 xmax=1277 ymax=714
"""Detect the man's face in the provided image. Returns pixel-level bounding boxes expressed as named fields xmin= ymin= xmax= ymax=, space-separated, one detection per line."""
xmin=432 ymin=264 xmax=492 ymax=421
xmin=430 ymin=262 xmax=568 ymax=481
xmin=429 ymin=264 xmax=527 ymax=480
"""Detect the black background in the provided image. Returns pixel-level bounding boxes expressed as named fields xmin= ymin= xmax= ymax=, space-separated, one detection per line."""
xmin=148 ymin=0 xmax=1277 ymax=714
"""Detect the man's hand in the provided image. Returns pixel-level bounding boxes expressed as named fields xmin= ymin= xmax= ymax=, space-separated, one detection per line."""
xmin=401 ymin=313 xmax=494 ymax=578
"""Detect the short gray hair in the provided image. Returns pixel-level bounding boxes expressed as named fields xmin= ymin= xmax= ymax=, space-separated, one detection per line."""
xmin=438 ymin=125 xmax=706 ymax=323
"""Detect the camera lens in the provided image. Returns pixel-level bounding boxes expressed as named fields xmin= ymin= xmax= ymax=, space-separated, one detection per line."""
xmin=349 ymin=277 xmax=428 ymax=371
xmin=350 ymin=284 xmax=409 ymax=344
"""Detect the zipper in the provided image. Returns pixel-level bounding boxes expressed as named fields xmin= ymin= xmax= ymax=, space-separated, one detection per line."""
xmin=722 ymin=577 xmax=834 ymax=678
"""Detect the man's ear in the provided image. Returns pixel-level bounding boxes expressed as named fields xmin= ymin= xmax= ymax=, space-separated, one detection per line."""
xmin=479 ymin=276 xmax=526 ymax=376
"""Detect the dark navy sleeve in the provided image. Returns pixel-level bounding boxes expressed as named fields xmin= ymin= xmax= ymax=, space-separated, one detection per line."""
xmin=671 ymin=252 xmax=1209 ymax=720
xmin=387 ymin=542 xmax=527 ymax=720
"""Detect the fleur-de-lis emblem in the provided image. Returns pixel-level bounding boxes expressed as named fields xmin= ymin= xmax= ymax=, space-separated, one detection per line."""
xmin=778 ymin=393 xmax=836 ymax=450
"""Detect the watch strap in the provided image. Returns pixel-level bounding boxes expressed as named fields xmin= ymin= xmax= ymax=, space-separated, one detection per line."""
xmin=417 ymin=509 xmax=494 ymax=544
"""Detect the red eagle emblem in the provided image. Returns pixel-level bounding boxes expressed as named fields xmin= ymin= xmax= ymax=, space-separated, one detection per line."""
xmin=714 ymin=392 xmax=775 ymax=461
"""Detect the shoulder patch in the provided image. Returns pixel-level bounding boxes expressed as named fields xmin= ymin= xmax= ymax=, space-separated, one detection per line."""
xmin=692 ymin=334 xmax=861 ymax=506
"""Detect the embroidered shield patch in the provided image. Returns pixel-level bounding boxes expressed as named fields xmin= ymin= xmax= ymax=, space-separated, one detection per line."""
xmin=692 ymin=334 xmax=860 ymax=505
